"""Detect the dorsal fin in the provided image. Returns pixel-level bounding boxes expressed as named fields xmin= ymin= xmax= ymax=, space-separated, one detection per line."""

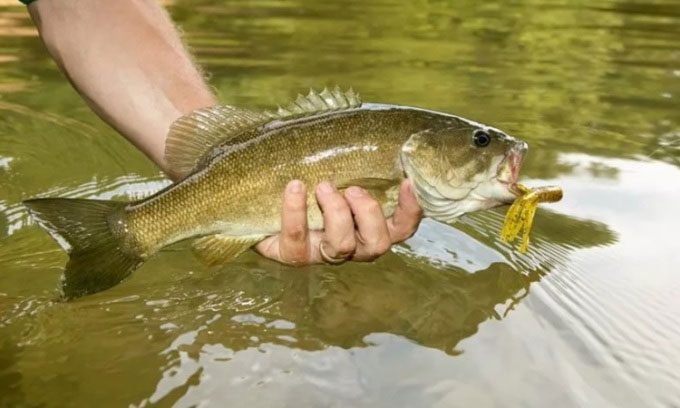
xmin=265 ymin=86 xmax=361 ymax=119
xmin=165 ymin=87 xmax=362 ymax=178
xmin=165 ymin=105 xmax=268 ymax=178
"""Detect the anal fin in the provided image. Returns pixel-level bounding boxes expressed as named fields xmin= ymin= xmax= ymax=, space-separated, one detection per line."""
xmin=192 ymin=234 xmax=265 ymax=266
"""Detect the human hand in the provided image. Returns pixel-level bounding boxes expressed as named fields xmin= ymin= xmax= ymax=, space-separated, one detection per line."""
xmin=254 ymin=179 xmax=423 ymax=265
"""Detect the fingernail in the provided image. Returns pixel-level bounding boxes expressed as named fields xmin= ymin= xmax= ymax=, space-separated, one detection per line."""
xmin=317 ymin=181 xmax=334 ymax=194
xmin=346 ymin=186 xmax=365 ymax=197
xmin=288 ymin=180 xmax=303 ymax=193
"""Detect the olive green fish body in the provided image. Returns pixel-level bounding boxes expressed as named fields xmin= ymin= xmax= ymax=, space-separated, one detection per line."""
xmin=124 ymin=106 xmax=455 ymax=255
xmin=24 ymin=88 xmax=528 ymax=298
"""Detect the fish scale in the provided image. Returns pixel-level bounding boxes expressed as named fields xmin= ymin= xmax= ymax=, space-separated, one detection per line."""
xmin=126 ymin=108 xmax=433 ymax=253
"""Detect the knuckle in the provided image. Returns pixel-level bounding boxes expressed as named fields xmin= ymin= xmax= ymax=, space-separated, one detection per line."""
xmin=327 ymin=199 xmax=347 ymax=214
xmin=375 ymin=239 xmax=392 ymax=254
xmin=394 ymin=225 xmax=418 ymax=242
xmin=358 ymin=251 xmax=381 ymax=262
xmin=390 ymin=232 xmax=408 ymax=244
xmin=285 ymin=199 xmax=306 ymax=213
xmin=280 ymin=243 xmax=309 ymax=265
xmin=410 ymin=206 xmax=424 ymax=218
xmin=284 ymin=225 xmax=306 ymax=242
xmin=402 ymin=229 xmax=417 ymax=241
xmin=363 ymin=200 xmax=382 ymax=214
xmin=279 ymin=241 xmax=309 ymax=266
xmin=282 ymin=250 xmax=308 ymax=266
xmin=406 ymin=223 xmax=420 ymax=237
xmin=365 ymin=238 xmax=391 ymax=258
xmin=335 ymin=238 xmax=356 ymax=256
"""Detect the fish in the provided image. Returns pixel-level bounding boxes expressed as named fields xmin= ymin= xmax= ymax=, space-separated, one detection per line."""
xmin=23 ymin=87 xmax=528 ymax=298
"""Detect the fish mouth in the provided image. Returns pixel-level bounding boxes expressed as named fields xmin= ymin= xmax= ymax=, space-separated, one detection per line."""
xmin=497 ymin=143 xmax=527 ymax=197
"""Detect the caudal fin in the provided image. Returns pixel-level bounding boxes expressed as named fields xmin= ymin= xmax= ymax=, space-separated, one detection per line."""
xmin=23 ymin=198 xmax=143 ymax=299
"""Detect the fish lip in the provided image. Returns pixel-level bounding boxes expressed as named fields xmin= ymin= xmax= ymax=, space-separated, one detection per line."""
xmin=497 ymin=143 xmax=527 ymax=196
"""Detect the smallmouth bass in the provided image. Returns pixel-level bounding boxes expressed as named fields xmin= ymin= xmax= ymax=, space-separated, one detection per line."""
xmin=25 ymin=87 xmax=529 ymax=298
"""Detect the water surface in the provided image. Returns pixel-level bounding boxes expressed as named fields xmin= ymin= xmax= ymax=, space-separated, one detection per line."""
xmin=1 ymin=0 xmax=679 ymax=406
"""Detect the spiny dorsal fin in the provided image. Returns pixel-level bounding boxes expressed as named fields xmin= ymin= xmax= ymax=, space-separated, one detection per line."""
xmin=265 ymin=86 xmax=361 ymax=119
xmin=192 ymin=234 xmax=265 ymax=266
xmin=165 ymin=105 xmax=269 ymax=179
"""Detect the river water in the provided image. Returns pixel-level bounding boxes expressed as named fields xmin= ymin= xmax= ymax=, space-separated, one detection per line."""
xmin=1 ymin=0 xmax=679 ymax=407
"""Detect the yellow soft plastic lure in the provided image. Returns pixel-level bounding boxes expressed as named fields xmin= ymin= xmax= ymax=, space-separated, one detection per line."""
xmin=500 ymin=184 xmax=563 ymax=252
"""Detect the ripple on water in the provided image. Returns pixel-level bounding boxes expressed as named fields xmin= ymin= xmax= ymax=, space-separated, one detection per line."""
xmin=521 ymin=155 xmax=680 ymax=406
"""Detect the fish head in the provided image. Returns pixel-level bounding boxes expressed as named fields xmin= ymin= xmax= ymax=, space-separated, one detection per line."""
xmin=400 ymin=123 xmax=527 ymax=222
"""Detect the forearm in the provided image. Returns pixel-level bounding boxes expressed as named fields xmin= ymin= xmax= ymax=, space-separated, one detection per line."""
xmin=28 ymin=0 xmax=216 ymax=176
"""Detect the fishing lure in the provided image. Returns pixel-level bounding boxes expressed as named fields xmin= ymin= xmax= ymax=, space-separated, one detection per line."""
xmin=500 ymin=184 xmax=563 ymax=252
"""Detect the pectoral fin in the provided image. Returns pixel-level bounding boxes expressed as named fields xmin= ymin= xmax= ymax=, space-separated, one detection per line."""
xmin=336 ymin=177 xmax=401 ymax=203
xmin=192 ymin=234 xmax=265 ymax=266
xmin=336 ymin=177 xmax=400 ymax=191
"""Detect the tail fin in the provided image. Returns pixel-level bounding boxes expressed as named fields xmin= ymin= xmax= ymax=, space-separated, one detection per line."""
xmin=23 ymin=198 xmax=143 ymax=299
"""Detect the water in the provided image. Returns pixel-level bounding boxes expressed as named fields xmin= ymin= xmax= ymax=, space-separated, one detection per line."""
xmin=1 ymin=0 xmax=679 ymax=406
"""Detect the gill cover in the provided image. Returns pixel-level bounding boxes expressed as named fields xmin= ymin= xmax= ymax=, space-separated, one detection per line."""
xmin=400 ymin=126 xmax=515 ymax=221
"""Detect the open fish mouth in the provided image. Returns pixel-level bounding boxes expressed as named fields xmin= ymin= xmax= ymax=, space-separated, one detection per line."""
xmin=497 ymin=143 xmax=528 ymax=196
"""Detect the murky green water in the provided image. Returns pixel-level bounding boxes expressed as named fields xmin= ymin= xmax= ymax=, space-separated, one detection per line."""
xmin=1 ymin=0 xmax=680 ymax=406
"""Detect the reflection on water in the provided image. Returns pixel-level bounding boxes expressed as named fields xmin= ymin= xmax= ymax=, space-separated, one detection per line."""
xmin=1 ymin=0 xmax=680 ymax=406
xmin=648 ymin=131 xmax=680 ymax=166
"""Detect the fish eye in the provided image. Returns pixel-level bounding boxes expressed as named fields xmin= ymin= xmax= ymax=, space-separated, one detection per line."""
xmin=473 ymin=130 xmax=491 ymax=147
